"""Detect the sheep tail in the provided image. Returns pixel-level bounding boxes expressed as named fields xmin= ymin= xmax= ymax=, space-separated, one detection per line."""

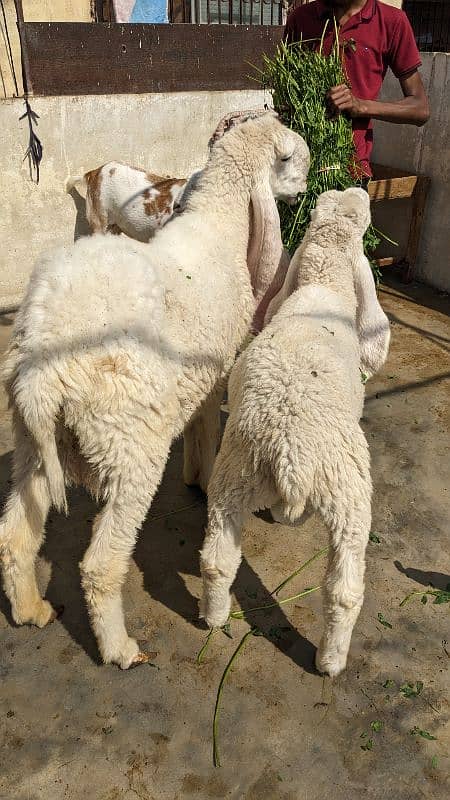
xmin=65 ymin=174 xmax=86 ymax=195
xmin=13 ymin=363 xmax=68 ymax=515
xmin=272 ymin=444 xmax=314 ymax=523
xmin=38 ymin=434 xmax=67 ymax=516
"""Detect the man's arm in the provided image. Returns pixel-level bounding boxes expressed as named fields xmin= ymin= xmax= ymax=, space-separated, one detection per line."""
xmin=327 ymin=70 xmax=430 ymax=126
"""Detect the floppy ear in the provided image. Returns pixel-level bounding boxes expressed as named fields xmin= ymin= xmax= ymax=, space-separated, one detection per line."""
xmin=247 ymin=183 xmax=284 ymax=297
xmin=354 ymin=254 xmax=390 ymax=378
xmin=263 ymin=248 xmax=299 ymax=325
xmin=253 ymin=247 xmax=291 ymax=333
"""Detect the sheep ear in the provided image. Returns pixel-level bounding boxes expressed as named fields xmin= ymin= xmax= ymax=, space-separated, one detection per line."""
xmin=264 ymin=248 xmax=300 ymax=325
xmin=253 ymin=247 xmax=290 ymax=332
xmin=274 ymin=129 xmax=296 ymax=161
xmin=247 ymin=188 xmax=266 ymax=296
xmin=247 ymin=186 xmax=287 ymax=331
xmin=354 ymin=255 xmax=390 ymax=378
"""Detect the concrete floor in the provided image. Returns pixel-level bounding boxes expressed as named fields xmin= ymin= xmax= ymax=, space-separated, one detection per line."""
xmin=0 ymin=276 xmax=449 ymax=800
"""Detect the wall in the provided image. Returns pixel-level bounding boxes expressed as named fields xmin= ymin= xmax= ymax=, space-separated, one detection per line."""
xmin=0 ymin=89 xmax=266 ymax=309
xmin=372 ymin=51 xmax=450 ymax=292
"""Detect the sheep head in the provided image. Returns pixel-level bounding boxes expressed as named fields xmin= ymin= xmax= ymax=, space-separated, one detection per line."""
xmin=226 ymin=116 xmax=309 ymax=327
xmin=265 ymin=188 xmax=372 ymax=324
xmin=310 ymin=187 xmax=371 ymax=236
xmin=270 ymin=125 xmax=310 ymax=205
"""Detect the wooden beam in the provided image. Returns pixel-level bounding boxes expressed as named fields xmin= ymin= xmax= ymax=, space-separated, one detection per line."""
xmin=369 ymin=175 xmax=419 ymax=202
xmin=18 ymin=22 xmax=283 ymax=96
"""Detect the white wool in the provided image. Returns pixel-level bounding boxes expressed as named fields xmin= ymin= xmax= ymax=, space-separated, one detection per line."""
xmin=200 ymin=188 xmax=391 ymax=679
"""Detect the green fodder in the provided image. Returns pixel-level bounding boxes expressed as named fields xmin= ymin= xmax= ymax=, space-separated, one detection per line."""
xmin=260 ymin=38 xmax=381 ymax=272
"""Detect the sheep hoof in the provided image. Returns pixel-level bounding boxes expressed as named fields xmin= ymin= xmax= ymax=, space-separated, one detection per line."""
xmin=16 ymin=599 xmax=61 ymax=628
xmin=48 ymin=604 xmax=65 ymax=624
xmin=315 ymin=647 xmax=347 ymax=679
xmin=127 ymin=651 xmax=152 ymax=669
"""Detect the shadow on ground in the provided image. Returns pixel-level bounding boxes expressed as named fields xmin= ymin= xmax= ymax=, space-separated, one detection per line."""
xmin=0 ymin=441 xmax=317 ymax=674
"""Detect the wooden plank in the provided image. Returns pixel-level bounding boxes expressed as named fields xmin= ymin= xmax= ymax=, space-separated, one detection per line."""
xmin=19 ymin=22 xmax=283 ymax=96
xmin=369 ymin=174 xmax=419 ymax=202
xmin=374 ymin=257 xmax=396 ymax=268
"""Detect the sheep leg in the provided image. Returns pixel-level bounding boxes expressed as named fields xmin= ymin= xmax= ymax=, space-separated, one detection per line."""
xmin=316 ymin=479 xmax=371 ymax=678
xmin=183 ymin=392 xmax=221 ymax=493
xmin=0 ymin=430 xmax=56 ymax=628
xmin=80 ymin=466 xmax=166 ymax=669
xmin=199 ymin=424 xmax=253 ymax=627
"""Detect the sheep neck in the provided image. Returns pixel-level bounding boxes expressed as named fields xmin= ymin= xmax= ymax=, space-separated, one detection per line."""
xmin=187 ymin=135 xmax=274 ymax=239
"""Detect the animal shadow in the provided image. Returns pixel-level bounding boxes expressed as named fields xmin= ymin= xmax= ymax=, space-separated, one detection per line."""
xmin=66 ymin=186 xmax=91 ymax=242
xmin=394 ymin=560 xmax=450 ymax=591
xmin=0 ymin=441 xmax=317 ymax=674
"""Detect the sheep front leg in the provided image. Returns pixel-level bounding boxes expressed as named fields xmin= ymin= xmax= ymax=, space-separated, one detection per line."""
xmin=316 ymin=492 xmax=371 ymax=678
xmin=183 ymin=392 xmax=221 ymax=494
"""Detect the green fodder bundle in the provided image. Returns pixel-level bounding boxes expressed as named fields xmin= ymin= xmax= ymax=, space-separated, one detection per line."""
xmin=260 ymin=38 xmax=381 ymax=270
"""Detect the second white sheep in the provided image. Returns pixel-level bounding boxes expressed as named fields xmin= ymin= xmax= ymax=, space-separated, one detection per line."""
xmin=200 ymin=188 xmax=390 ymax=678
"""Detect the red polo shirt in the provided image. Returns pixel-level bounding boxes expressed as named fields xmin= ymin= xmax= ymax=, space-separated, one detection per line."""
xmin=284 ymin=0 xmax=422 ymax=176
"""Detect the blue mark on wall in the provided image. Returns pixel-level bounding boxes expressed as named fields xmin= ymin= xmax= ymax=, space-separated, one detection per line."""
xmin=130 ymin=0 xmax=168 ymax=24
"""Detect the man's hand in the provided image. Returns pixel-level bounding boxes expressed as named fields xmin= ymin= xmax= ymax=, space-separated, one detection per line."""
xmin=326 ymin=84 xmax=366 ymax=119
xmin=326 ymin=73 xmax=429 ymax=126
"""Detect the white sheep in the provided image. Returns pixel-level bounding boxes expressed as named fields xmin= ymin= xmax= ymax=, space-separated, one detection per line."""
xmin=199 ymin=188 xmax=390 ymax=679
xmin=0 ymin=114 xmax=310 ymax=670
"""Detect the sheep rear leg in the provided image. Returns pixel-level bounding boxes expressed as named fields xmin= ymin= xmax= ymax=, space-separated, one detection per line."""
xmin=199 ymin=425 xmax=254 ymax=628
xmin=183 ymin=392 xmax=221 ymax=494
xmin=0 ymin=433 xmax=56 ymax=628
xmin=80 ymin=452 xmax=168 ymax=669
xmin=316 ymin=459 xmax=371 ymax=678
xmin=200 ymin=508 xmax=244 ymax=629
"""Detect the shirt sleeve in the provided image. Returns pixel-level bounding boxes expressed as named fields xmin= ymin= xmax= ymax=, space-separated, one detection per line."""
xmin=388 ymin=11 xmax=422 ymax=79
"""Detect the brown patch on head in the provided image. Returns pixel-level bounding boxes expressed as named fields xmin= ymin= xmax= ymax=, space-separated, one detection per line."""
xmin=109 ymin=167 xmax=116 ymax=176
xmin=143 ymin=178 xmax=186 ymax=218
xmin=84 ymin=165 xmax=105 ymax=232
xmin=145 ymin=171 xmax=167 ymax=184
